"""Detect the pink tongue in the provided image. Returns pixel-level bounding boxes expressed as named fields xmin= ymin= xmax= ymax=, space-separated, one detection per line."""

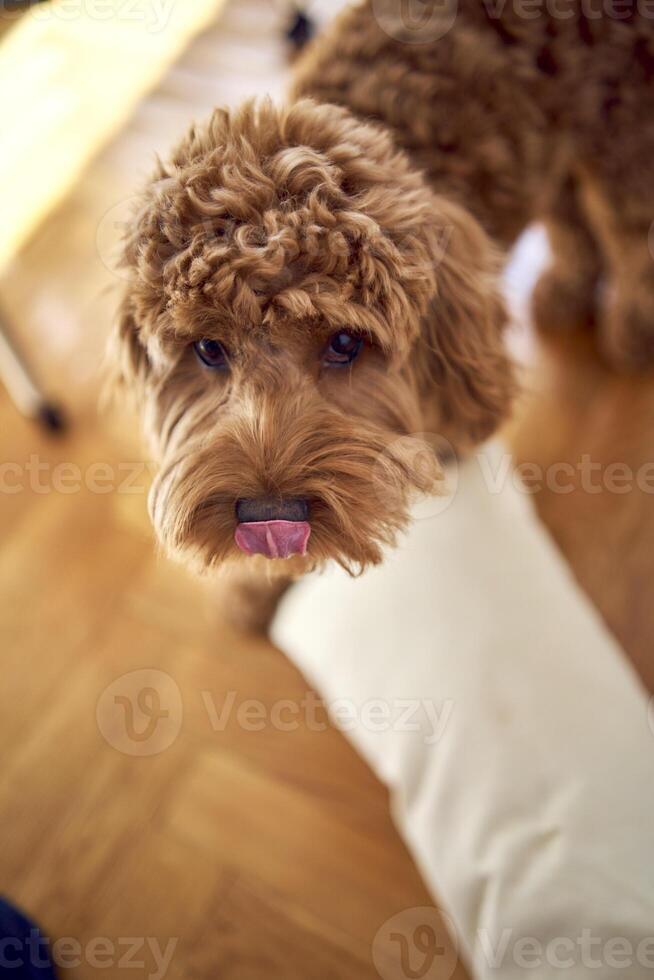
xmin=235 ymin=520 xmax=311 ymax=559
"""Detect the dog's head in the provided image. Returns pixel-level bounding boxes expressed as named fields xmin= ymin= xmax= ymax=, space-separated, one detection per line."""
xmin=110 ymin=98 xmax=513 ymax=576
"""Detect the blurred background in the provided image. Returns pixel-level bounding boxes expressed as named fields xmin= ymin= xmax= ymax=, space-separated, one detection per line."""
xmin=0 ymin=2 xmax=652 ymax=978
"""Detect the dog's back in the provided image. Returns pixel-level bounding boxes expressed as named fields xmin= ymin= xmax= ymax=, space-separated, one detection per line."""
xmin=293 ymin=1 xmax=654 ymax=243
xmin=294 ymin=0 xmax=654 ymax=366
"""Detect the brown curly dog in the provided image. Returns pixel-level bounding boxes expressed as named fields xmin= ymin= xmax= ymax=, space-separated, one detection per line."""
xmin=111 ymin=1 xmax=654 ymax=630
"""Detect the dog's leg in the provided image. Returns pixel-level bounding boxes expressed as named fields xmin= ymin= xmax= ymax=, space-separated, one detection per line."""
xmin=217 ymin=568 xmax=292 ymax=636
xmin=532 ymin=173 xmax=603 ymax=335
xmin=576 ymin=164 xmax=654 ymax=370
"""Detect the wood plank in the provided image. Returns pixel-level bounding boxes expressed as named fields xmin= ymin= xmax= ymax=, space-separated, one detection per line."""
xmin=508 ymin=329 xmax=654 ymax=692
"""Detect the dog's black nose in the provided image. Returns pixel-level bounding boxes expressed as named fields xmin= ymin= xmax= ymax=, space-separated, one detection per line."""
xmin=235 ymin=497 xmax=310 ymax=524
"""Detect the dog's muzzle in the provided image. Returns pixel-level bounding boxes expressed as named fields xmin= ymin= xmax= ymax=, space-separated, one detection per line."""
xmin=234 ymin=497 xmax=311 ymax=559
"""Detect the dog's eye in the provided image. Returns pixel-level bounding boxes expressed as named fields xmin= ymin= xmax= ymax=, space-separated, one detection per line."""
xmin=323 ymin=331 xmax=364 ymax=366
xmin=194 ymin=338 xmax=229 ymax=370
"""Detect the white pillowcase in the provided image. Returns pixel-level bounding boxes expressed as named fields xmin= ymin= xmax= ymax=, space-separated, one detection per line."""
xmin=273 ymin=442 xmax=654 ymax=978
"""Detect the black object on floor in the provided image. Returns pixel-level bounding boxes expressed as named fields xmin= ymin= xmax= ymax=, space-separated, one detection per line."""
xmin=36 ymin=402 xmax=66 ymax=434
xmin=0 ymin=898 xmax=57 ymax=978
xmin=286 ymin=7 xmax=315 ymax=51
xmin=0 ymin=307 xmax=67 ymax=436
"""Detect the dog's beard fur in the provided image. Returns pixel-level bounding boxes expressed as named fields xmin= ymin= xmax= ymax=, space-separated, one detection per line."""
xmin=146 ymin=340 xmax=441 ymax=576
xmin=110 ymin=98 xmax=514 ymax=579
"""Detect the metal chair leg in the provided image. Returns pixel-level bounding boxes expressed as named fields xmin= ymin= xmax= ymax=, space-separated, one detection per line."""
xmin=0 ymin=307 xmax=65 ymax=432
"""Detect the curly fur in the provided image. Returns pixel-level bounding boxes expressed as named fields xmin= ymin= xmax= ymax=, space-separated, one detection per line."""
xmin=293 ymin=0 xmax=654 ymax=365
xmin=110 ymin=0 xmax=653 ymax=626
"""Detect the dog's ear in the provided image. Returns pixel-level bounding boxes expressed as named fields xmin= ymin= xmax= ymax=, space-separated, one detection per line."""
xmin=414 ymin=197 xmax=515 ymax=453
xmin=104 ymin=292 xmax=150 ymax=404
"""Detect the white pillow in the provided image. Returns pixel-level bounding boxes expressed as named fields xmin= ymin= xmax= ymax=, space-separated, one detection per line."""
xmin=273 ymin=442 xmax=654 ymax=978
